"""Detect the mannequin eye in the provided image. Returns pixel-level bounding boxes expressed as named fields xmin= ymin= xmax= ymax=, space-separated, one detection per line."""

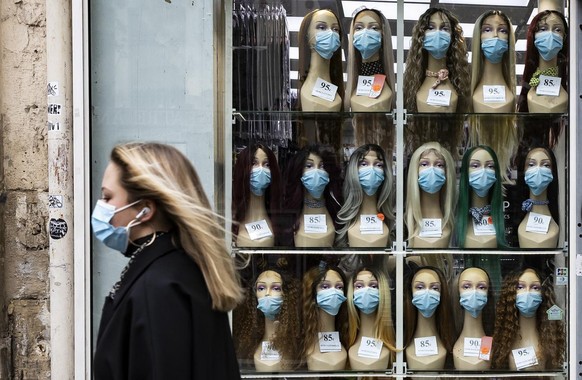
xmin=461 ymin=283 xmax=471 ymax=290
xmin=478 ymin=284 xmax=488 ymax=291
xmin=272 ymin=285 xmax=282 ymax=292
xmin=369 ymin=281 xmax=379 ymax=289
xmin=481 ymin=25 xmax=492 ymax=34
xmin=331 ymin=26 xmax=340 ymax=33
xmin=414 ymin=283 xmax=426 ymax=291
xmin=335 ymin=284 xmax=344 ymax=290
xmin=440 ymin=25 xmax=451 ymax=33
xmin=430 ymin=285 xmax=441 ymax=292
xmin=419 ymin=160 xmax=429 ymax=167
xmin=499 ymin=27 xmax=509 ymax=34
xmin=374 ymin=161 xmax=384 ymax=169
xmin=256 ymin=285 xmax=266 ymax=292
xmin=359 ymin=160 xmax=369 ymax=167
xmin=354 ymin=282 xmax=364 ymax=289
xmin=486 ymin=163 xmax=495 ymax=170
xmin=305 ymin=162 xmax=314 ymax=169
xmin=531 ymin=284 xmax=542 ymax=292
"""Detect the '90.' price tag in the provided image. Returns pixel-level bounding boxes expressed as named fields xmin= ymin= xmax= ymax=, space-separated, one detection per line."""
xmin=244 ymin=219 xmax=273 ymax=240
xmin=463 ymin=337 xmax=481 ymax=357
xmin=525 ymin=212 xmax=551 ymax=234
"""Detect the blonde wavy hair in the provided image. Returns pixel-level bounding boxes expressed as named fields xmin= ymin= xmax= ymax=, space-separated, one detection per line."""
xmin=111 ymin=142 xmax=244 ymax=311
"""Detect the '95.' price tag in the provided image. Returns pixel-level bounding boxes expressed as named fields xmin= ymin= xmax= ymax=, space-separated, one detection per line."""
xmin=304 ymin=214 xmax=327 ymax=233
xmin=512 ymin=346 xmax=538 ymax=370
xmin=360 ymin=215 xmax=383 ymax=234
xmin=244 ymin=219 xmax=273 ymax=240
xmin=357 ymin=336 xmax=383 ymax=359
xmin=525 ymin=212 xmax=551 ymax=234
xmin=312 ymin=77 xmax=338 ymax=102
xmin=414 ymin=336 xmax=438 ymax=357
xmin=483 ymin=85 xmax=506 ymax=103
xmin=426 ymin=89 xmax=452 ymax=106
xmin=318 ymin=331 xmax=341 ymax=352
xmin=356 ymin=75 xmax=374 ymax=96
xmin=536 ymin=75 xmax=561 ymax=96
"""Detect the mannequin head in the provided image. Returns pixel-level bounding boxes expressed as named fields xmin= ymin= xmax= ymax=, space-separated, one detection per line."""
xmin=470 ymin=10 xmax=516 ymax=98
xmin=491 ymin=267 xmax=564 ymax=369
xmin=232 ymin=144 xmax=282 ymax=240
xmin=403 ymin=7 xmax=471 ymax=113
xmin=281 ymin=144 xmax=342 ymax=246
xmin=297 ymin=9 xmax=345 ymax=111
xmin=451 ymin=267 xmax=495 ymax=336
xmin=234 ymin=268 xmax=300 ymax=369
xmin=335 ymin=144 xmax=395 ymax=247
xmin=344 ymin=7 xmax=395 ymax=110
xmin=455 ymin=145 xmax=506 ymax=248
xmin=405 ymin=141 xmax=457 ymax=241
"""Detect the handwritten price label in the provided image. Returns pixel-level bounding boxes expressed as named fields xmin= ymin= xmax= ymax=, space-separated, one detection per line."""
xmin=244 ymin=219 xmax=273 ymax=240
xmin=318 ymin=331 xmax=342 ymax=352
xmin=304 ymin=214 xmax=327 ymax=233
xmin=414 ymin=336 xmax=438 ymax=357
xmin=357 ymin=336 xmax=383 ymax=359
xmin=512 ymin=346 xmax=538 ymax=370
xmin=419 ymin=218 xmax=442 ymax=237
xmin=312 ymin=77 xmax=338 ymax=102
xmin=426 ymin=89 xmax=452 ymax=106
xmin=525 ymin=212 xmax=551 ymax=234
xmin=536 ymin=75 xmax=561 ymax=97
xmin=483 ymin=85 xmax=506 ymax=103
xmin=360 ymin=214 xmax=383 ymax=234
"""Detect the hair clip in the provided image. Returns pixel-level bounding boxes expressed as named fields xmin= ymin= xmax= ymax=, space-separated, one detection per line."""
xmin=351 ymin=5 xmax=368 ymax=18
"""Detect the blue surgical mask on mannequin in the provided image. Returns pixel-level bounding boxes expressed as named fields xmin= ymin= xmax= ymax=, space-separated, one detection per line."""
xmin=353 ymin=287 xmax=380 ymax=314
xmin=316 ymin=288 xmax=346 ymax=316
xmin=469 ymin=168 xmax=497 ymax=197
xmin=515 ymin=292 xmax=543 ymax=318
xmin=353 ymin=29 xmax=382 ymax=60
xmin=418 ymin=167 xmax=446 ymax=194
xmin=359 ymin=166 xmax=385 ymax=196
xmin=412 ymin=289 xmax=441 ymax=318
xmin=257 ymin=296 xmax=283 ymax=320
xmin=481 ymin=37 xmax=508 ymax=64
xmin=250 ymin=167 xmax=271 ymax=196
xmin=423 ymin=30 xmax=451 ymax=60
xmin=301 ymin=169 xmax=330 ymax=199
xmin=459 ymin=290 xmax=488 ymax=318
xmin=525 ymin=167 xmax=553 ymax=196
xmin=91 ymin=199 xmax=143 ymax=253
xmin=534 ymin=31 xmax=563 ymax=61
xmin=313 ymin=30 xmax=341 ymax=60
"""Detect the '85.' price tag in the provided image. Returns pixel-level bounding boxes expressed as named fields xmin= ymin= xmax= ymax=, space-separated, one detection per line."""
xmin=483 ymin=85 xmax=506 ymax=103
xmin=360 ymin=215 xmax=383 ymax=234
xmin=536 ymin=75 xmax=561 ymax=97
xmin=512 ymin=346 xmax=538 ymax=370
xmin=357 ymin=336 xmax=383 ymax=359
xmin=356 ymin=75 xmax=374 ymax=96
xmin=318 ymin=331 xmax=341 ymax=352
xmin=525 ymin=212 xmax=551 ymax=234
xmin=414 ymin=336 xmax=438 ymax=357
xmin=312 ymin=77 xmax=338 ymax=102
xmin=426 ymin=89 xmax=452 ymax=106
xmin=244 ymin=219 xmax=273 ymax=240
xmin=419 ymin=218 xmax=442 ymax=237
xmin=304 ymin=214 xmax=327 ymax=234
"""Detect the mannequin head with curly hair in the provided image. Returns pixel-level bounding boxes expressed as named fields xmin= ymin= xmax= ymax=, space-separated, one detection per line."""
xmin=491 ymin=267 xmax=564 ymax=369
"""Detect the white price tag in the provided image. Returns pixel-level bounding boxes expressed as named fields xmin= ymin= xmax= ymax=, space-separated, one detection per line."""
xmin=304 ymin=214 xmax=327 ymax=234
xmin=472 ymin=216 xmax=496 ymax=236
xmin=360 ymin=214 xmax=383 ymax=235
xmin=536 ymin=75 xmax=561 ymax=97
xmin=357 ymin=336 xmax=383 ymax=359
xmin=356 ymin=75 xmax=374 ymax=96
xmin=426 ymin=89 xmax=452 ymax=106
xmin=483 ymin=85 xmax=506 ymax=103
xmin=318 ymin=331 xmax=342 ymax=352
xmin=244 ymin=219 xmax=273 ymax=240
xmin=419 ymin=218 xmax=442 ymax=237
xmin=312 ymin=77 xmax=338 ymax=102
xmin=414 ymin=336 xmax=438 ymax=357
xmin=463 ymin=337 xmax=482 ymax=357
xmin=512 ymin=346 xmax=538 ymax=370
xmin=525 ymin=212 xmax=551 ymax=234
xmin=260 ymin=341 xmax=281 ymax=360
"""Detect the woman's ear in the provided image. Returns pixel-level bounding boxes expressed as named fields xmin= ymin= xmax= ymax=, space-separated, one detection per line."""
xmin=136 ymin=201 xmax=156 ymax=222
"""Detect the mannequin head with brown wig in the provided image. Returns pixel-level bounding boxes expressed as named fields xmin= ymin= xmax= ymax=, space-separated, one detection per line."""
xmin=233 ymin=268 xmax=301 ymax=370
xmin=491 ymin=267 xmax=564 ymax=369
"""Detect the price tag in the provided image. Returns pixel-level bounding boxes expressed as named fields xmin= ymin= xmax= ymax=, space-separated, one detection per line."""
xmin=478 ymin=336 xmax=492 ymax=361
xmin=414 ymin=336 xmax=438 ymax=357
xmin=512 ymin=346 xmax=538 ymax=370
xmin=482 ymin=85 xmax=506 ymax=103
xmin=472 ymin=216 xmax=495 ymax=236
xmin=357 ymin=336 xmax=383 ymax=359
xmin=356 ymin=75 xmax=374 ymax=96
xmin=525 ymin=212 xmax=551 ymax=234
xmin=312 ymin=77 xmax=338 ymax=102
xmin=369 ymin=74 xmax=386 ymax=98
xmin=426 ymin=89 xmax=452 ymax=106
xmin=244 ymin=219 xmax=273 ymax=240
xmin=304 ymin=214 xmax=327 ymax=234
xmin=260 ymin=341 xmax=281 ymax=360
xmin=360 ymin=215 xmax=383 ymax=234
xmin=419 ymin=218 xmax=442 ymax=237
xmin=318 ymin=331 xmax=342 ymax=352
xmin=463 ymin=337 xmax=481 ymax=357
xmin=536 ymin=75 xmax=561 ymax=97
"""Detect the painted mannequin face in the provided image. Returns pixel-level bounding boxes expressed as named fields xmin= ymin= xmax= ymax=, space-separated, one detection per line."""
xmin=354 ymin=11 xmax=382 ymax=33
xmin=419 ymin=151 xmax=445 ymax=173
xmin=412 ymin=269 xmax=441 ymax=294
xmin=535 ymin=13 xmax=565 ymax=39
xmin=525 ymin=148 xmax=551 ymax=171
xmin=256 ymin=270 xmax=283 ymax=299
xmin=353 ymin=270 xmax=378 ymax=290
xmin=304 ymin=153 xmax=325 ymax=173
xmin=308 ymin=10 xmax=340 ymax=46
xmin=426 ymin=12 xmax=451 ymax=35
xmin=253 ymin=148 xmax=270 ymax=170
xmin=459 ymin=268 xmax=489 ymax=294
xmin=468 ymin=148 xmax=494 ymax=174
xmin=358 ymin=150 xmax=384 ymax=171
xmin=480 ymin=14 xmax=510 ymax=41
xmin=517 ymin=269 xmax=542 ymax=295
xmin=317 ymin=270 xmax=344 ymax=293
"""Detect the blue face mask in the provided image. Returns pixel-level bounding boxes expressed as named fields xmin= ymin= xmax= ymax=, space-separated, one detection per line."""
xmin=459 ymin=290 xmax=488 ymax=318
xmin=301 ymin=168 xmax=330 ymax=199
xmin=257 ymin=296 xmax=283 ymax=320
xmin=313 ymin=30 xmax=341 ymax=60
xmin=250 ymin=167 xmax=271 ymax=196
xmin=515 ymin=292 xmax=543 ymax=318
xmin=469 ymin=168 xmax=497 ymax=198
xmin=525 ymin=167 xmax=553 ymax=196
xmin=91 ymin=199 xmax=142 ymax=253
xmin=353 ymin=287 xmax=380 ymax=315
xmin=359 ymin=166 xmax=385 ymax=196
xmin=412 ymin=289 xmax=441 ymax=318
xmin=418 ymin=167 xmax=446 ymax=194
xmin=534 ymin=31 xmax=563 ymax=61
xmin=423 ymin=30 xmax=451 ymax=60
xmin=316 ymin=288 xmax=347 ymax=316
xmin=481 ymin=37 xmax=508 ymax=64
xmin=353 ymin=29 xmax=382 ymax=60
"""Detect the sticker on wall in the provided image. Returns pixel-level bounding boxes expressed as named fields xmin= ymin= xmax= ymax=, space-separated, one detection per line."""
xmin=47 ymin=82 xmax=59 ymax=97
xmin=49 ymin=218 xmax=68 ymax=240
xmin=577 ymin=255 xmax=582 ymax=276
xmin=48 ymin=195 xmax=63 ymax=209
xmin=48 ymin=104 xmax=62 ymax=115
xmin=546 ymin=305 xmax=563 ymax=321
xmin=555 ymin=267 xmax=567 ymax=286
xmin=48 ymin=121 xmax=60 ymax=132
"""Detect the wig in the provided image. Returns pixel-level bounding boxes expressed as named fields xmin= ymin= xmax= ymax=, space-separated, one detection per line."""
xmin=233 ymin=268 xmax=301 ymax=370
xmin=491 ymin=267 xmax=565 ymax=369
xmin=403 ymin=265 xmax=454 ymax=355
xmin=455 ymin=145 xmax=506 ymax=248
xmin=346 ymin=265 xmax=397 ymax=364
xmin=335 ymin=144 xmax=395 ymax=247
xmin=281 ymin=144 xmax=343 ymax=247
xmin=300 ymin=264 xmax=349 ymax=364
xmin=232 ymin=143 xmax=282 ymax=243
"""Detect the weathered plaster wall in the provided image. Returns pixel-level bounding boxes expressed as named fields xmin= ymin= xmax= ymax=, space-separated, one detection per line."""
xmin=0 ymin=0 xmax=50 ymax=378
